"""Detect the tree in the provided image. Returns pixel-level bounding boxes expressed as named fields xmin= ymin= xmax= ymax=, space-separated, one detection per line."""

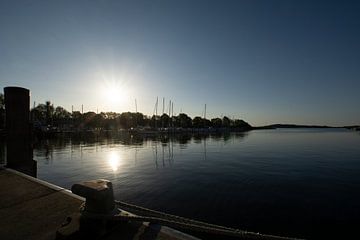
xmin=51 ymin=106 xmax=71 ymax=128
xmin=172 ymin=116 xmax=179 ymax=127
xmin=54 ymin=106 xmax=71 ymax=120
xmin=178 ymin=113 xmax=192 ymax=128
xmin=93 ymin=113 xmax=105 ymax=129
xmin=45 ymin=101 xmax=54 ymax=125
xmin=192 ymin=116 xmax=204 ymax=128
xmin=119 ymin=112 xmax=134 ymax=129
xmin=103 ymin=112 xmax=120 ymax=129
xmin=31 ymin=104 xmax=47 ymax=123
xmin=211 ymin=118 xmax=222 ymax=128
xmin=204 ymin=119 xmax=211 ymax=128
xmin=160 ymin=114 xmax=170 ymax=127
xmin=134 ymin=112 xmax=145 ymax=127
xmin=234 ymin=119 xmax=251 ymax=129
xmin=83 ymin=112 xmax=97 ymax=128
xmin=106 ymin=112 xmax=120 ymax=119
xmin=150 ymin=115 xmax=161 ymax=128
xmin=22 ymin=98 xmax=253 ymax=131
xmin=71 ymin=111 xmax=82 ymax=128
xmin=222 ymin=116 xmax=231 ymax=128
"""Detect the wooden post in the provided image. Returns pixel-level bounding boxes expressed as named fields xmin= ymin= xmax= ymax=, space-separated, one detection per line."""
xmin=4 ymin=86 xmax=36 ymax=176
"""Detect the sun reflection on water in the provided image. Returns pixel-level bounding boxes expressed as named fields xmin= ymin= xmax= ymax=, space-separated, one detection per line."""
xmin=107 ymin=152 xmax=122 ymax=172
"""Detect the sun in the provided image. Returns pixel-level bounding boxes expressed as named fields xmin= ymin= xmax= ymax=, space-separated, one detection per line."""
xmin=105 ymin=87 xmax=122 ymax=104
xmin=101 ymin=81 xmax=130 ymax=108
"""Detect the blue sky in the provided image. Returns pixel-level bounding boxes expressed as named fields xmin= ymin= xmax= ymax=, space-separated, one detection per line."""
xmin=1 ymin=0 xmax=359 ymax=126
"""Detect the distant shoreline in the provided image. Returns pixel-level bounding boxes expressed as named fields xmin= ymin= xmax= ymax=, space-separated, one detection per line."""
xmin=253 ymin=124 xmax=359 ymax=130
xmin=0 ymin=124 xmax=358 ymax=140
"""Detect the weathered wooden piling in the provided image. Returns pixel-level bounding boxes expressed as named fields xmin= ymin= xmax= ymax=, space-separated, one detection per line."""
xmin=4 ymin=86 xmax=36 ymax=176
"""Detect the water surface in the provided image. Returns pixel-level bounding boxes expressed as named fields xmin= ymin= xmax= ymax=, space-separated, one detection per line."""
xmin=32 ymin=129 xmax=360 ymax=239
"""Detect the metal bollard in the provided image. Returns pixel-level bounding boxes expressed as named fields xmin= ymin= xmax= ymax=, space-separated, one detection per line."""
xmin=56 ymin=179 xmax=120 ymax=239
xmin=71 ymin=179 xmax=117 ymax=216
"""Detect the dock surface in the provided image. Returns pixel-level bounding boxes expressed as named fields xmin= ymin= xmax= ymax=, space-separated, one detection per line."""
xmin=0 ymin=168 xmax=199 ymax=240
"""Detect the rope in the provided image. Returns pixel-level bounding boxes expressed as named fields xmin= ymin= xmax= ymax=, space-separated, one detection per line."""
xmin=114 ymin=200 xmax=234 ymax=231
xmin=116 ymin=215 xmax=297 ymax=240
xmin=110 ymin=200 xmax=303 ymax=240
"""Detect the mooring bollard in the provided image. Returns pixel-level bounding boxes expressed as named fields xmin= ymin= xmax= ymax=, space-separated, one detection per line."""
xmin=56 ymin=179 xmax=120 ymax=239
xmin=71 ymin=179 xmax=116 ymax=216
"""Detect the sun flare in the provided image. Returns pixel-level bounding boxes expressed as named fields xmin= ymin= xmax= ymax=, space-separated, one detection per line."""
xmin=101 ymin=81 xmax=130 ymax=109
xmin=105 ymin=87 xmax=122 ymax=104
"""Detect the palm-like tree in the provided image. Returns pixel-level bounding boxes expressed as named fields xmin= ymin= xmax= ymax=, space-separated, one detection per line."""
xmin=45 ymin=101 xmax=54 ymax=125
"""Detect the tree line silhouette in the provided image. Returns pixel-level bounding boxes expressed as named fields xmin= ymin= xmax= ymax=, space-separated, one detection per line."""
xmin=0 ymin=93 xmax=4 ymax=129
xmin=30 ymin=101 xmax=251 ymax=131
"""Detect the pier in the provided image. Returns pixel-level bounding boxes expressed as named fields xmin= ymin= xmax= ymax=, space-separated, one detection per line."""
xmin=0 ymin=167 xmax=199 ymax=240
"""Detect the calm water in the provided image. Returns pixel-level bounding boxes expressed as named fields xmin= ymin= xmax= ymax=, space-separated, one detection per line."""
xmin=19 ymin=129 xmax=360 ymax=238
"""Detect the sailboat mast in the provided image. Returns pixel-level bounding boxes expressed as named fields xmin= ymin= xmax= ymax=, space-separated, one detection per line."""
xmin=171 ymin=101 xmax=174 ymax=128
xmin=169 ymin=100 xmax=171 ymax=116
xmin=204 ymin=104 xmax=207 ymax=119
xmin=156 ymin=97 xmax=158 ymax=116
xmin=162 ymin=97 xmax=165 ymax=114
